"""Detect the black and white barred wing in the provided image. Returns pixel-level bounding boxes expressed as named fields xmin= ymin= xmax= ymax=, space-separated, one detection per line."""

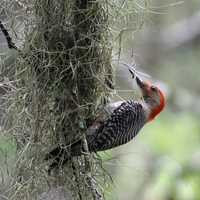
xmin=87 ymin=101 xmax=146 ymax=152
xmin=87 ymin=101 xmax=124 ymax=135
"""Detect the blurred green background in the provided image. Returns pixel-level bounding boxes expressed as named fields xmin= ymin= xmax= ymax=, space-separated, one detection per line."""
xmin=103 ymin=0 xmax=200 ymax=199
xmin=1 ymin=0 xmax=200 ymax=199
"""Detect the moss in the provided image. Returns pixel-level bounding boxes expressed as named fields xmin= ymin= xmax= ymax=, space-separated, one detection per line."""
xmin=6 ymin=0 xmax=113 ymax=199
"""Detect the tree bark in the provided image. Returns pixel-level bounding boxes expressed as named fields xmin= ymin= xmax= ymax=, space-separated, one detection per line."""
xmin=7 ymin=0 xmax=113 ymax=199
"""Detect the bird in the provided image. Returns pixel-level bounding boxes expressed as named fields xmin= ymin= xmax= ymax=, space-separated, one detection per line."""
xmin=45 ymin=73 xmax=166 ymax=171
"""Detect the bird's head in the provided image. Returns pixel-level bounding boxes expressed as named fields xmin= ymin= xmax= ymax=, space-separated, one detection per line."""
xmin=136 ymin=76 xmax=166 ymax=122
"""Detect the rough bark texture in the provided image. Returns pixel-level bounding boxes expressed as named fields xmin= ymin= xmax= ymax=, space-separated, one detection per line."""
xmin=6 ymin=0 xmax=113 ymax=199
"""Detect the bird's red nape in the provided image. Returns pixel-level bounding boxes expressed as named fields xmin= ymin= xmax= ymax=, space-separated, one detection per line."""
xmin=148 ymin=89 xmax=166 ymax=122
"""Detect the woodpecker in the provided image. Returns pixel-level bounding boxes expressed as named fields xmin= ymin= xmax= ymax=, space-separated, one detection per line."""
xmin=45 ymin=75 xmax=166 ymax=170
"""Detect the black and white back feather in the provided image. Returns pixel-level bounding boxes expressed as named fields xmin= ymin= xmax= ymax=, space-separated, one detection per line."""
xmin=87 ymin=100 xmax=147 ymax=152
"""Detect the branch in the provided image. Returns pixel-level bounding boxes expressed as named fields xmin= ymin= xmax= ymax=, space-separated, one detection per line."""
xmin=0 ymin=20 xmax=18 ymax=50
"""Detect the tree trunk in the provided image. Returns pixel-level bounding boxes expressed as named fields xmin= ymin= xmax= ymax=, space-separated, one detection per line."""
xmin=8 ymin=0 xmax=113 ymax=199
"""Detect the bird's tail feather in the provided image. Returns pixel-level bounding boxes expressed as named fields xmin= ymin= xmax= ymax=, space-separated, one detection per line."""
xmin=45 ymin=146 xmax=70 ymax=173
xmin=45 ymin=140 xmax=83 ymax=173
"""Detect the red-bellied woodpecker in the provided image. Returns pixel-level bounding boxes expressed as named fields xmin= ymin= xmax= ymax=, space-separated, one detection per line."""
xmin=45 ymin=75 xmax=166 ymax=170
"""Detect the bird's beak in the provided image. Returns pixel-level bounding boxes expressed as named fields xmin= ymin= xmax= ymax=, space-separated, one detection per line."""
xmin=136 ymin=76 xmax=145 ymax=89
xmin=136 ymin=76 xmax=150 ymax=96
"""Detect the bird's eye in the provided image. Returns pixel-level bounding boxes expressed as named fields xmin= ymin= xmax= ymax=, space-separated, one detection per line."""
xmin=151 ymin=86 xmax=157 ymax=91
